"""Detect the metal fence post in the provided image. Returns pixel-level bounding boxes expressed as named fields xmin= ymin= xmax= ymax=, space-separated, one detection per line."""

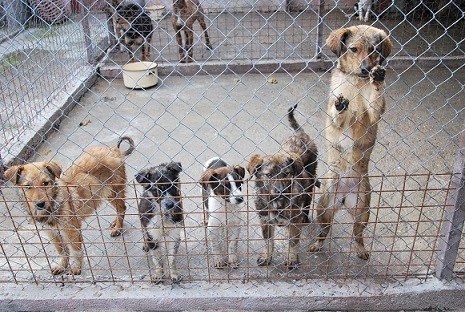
xmin=436 ymin=125 xmax=465 ymax=280
xmin=80 ymin=2 xmax=93 ymax=64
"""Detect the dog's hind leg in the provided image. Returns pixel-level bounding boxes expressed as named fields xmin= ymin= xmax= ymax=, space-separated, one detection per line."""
xmin=46 ymin=228 xmax=70 ymax=275
xmin=346 ymin=177 xmax=371 ymax=260
xmin=109 ymin=188 xmax=126 ymax=237
xmin=198 ymin=16 xmax=212 ymax=50
xmin=185 ymin=27 xmax=194 ymax=63
xmin=308 ymin=184 xmax=339 ymax=253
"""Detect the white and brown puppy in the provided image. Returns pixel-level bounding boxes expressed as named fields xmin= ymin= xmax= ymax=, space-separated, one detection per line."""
xmin=136 ymin=162 xmax=183 ymax=283
xmin=200 ymin=157 xmax=245 ymax=269
xmin=308 ymin=25 xmax=392 ymax=260
xmin=4 ymin=137 xmax=135 ymax=275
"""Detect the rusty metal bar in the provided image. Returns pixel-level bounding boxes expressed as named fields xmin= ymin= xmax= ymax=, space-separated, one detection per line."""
xmin=436 ymin=126 xmax=465 ymax=280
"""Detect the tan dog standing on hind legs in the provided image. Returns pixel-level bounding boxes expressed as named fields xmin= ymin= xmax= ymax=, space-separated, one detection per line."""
xmin=4 ymin=137 xmax=135 ymax=275
xmin=308 ymin=25 xmax=392 ymax=260
xmin=172 ymin=0 xmax=212 ymax=63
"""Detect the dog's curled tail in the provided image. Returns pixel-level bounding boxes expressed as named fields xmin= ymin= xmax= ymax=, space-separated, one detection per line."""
xmin=288 ymin=104 xmax=302 ymax=132
xmin=117 ymin=136 xmax=135 ymax=156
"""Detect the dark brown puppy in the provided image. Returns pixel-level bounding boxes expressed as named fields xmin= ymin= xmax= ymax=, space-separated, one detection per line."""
xmin=4 ymin=137 xmax=135 ymax=275
xmin=308 ymin=25 xmax=392 ymax=260
xmin=172 ymin=0 xmax=212 ymax=63
xmin=247 ymin=105 xmax=319 ymax=269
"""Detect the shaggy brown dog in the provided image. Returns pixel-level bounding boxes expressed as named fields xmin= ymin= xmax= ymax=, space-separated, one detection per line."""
xmin=308 ymin=25 xmax=392 ymax=260
xmin=4 ymin=137 xmax=135 ymax=275
xmin=247 ymin=105 xmax=319 ymax=269
xmin=172 ymin=0 xmax=212 ymax=63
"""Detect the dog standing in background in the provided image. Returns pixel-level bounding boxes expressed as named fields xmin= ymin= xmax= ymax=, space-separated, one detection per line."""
xmin=354 ymin=0 xmax=373 ymax=22
xmin=200 ymin=157 xmax=245 ymax=269
xmin=308 ymin=25 xmax=392 ymax=260
xmin=135 ymin=162 xmax=183 ymax=283
xmin=115 ymin=3 xmax=154 ymax=61
xmin=247 ymin=105 xmax=319 ymax=270
xmin=172 ymin=0 xmax=213 ymax=63
xmin=4 ymin=137 xmax=135 ymax=275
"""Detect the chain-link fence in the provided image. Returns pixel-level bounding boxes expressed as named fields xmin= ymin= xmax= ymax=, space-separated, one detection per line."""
xmin=0 ymin=0 xmax=464 ymax=289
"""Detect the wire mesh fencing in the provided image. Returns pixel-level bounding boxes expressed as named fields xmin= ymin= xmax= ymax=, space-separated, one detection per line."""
xmin=0 ymin=0 xmax=464 ymax=287
xmin=0 ymin=172 xmax=453 ymax=284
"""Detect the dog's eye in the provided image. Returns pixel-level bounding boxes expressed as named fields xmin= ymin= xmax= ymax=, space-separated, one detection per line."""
xmin=350 ymin=47 xmax=358 ymax=53
xmin=43 ymin=181 xmax=52 ymax=186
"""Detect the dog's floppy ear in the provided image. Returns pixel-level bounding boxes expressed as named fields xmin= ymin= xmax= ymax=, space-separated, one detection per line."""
xmin=45 ymin=161 xmax=62 ymax=179
xmin=135 ymin=168 xmax=151 ymax=184
xmin=199 ymin=169 xmax=216 ymax=191
xmin=4 ymin=165 xmax=24 ymax=185
xmin=376 ymin=31 xmax=393 ymax=65
xmin=247 ymin=155 xmax=263 ymax=177
xmin=326 ymin=27 xmax=351 ymax=57
xmin=233 ymin=165 xmax=246 ymax=180
xmin=167 ymin=162 xmax=182 ymax=174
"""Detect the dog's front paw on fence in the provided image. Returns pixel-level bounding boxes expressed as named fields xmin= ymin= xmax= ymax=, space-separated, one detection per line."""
xmin=370 ymin=65 xmax=385 ymax=82
xmin=335 ymin=95 xmax=349 ymax=112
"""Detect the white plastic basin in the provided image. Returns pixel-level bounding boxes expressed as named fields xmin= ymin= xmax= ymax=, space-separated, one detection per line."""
xmin=122 ymin=62 xmax=158 ymax=89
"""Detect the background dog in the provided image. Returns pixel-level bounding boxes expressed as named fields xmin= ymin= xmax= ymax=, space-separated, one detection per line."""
xmin=308 ymin=25 xmax=392 ymax=260
xmin=135 ymin=162 xmax=183 ymax=283
xmin=200 ymin=157 xmax=245 ymax=269
xmin=4 ymin=137 xmax=135 ymax=275
xmin=116 ymin=3 xmax=153 ymax=61
xmin=355 ymin=0 xmax=373 ymax=22
xmin=247 ymin=105 xmax=319 ymax=269
xmin=172 ymin=0 xmax=213 ymax=63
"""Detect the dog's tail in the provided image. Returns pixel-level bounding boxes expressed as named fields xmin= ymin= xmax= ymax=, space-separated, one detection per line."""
xmin=117 ymin=136 xmax=135 ymax=156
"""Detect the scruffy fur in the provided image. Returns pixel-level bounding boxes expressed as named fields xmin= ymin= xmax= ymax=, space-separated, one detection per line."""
xmin=4 ymin=137 xmax=135 ymax=275
xmin=172 ymin=0 xmax=212 ymax=63
xmin=308 ymin=25 xmax=393 ymax=260
xmin=247 ymin=105 xmax=319 ymax=269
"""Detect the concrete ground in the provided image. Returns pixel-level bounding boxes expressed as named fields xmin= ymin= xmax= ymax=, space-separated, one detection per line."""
xmin=1 ymin=65 xmax=464 ymax=284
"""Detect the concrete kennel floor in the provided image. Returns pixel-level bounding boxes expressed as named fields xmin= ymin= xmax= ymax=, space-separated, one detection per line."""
xmin=1 ymin=66 xmax=465 ymax=311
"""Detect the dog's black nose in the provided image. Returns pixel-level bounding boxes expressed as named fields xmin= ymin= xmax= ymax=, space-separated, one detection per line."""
xmin=236 ymin=197 xmax=244 ymax=204
xmin=36 ymin=201 xmax=46 ymax=210
xmin=360 ymin=67 xmax=371 ymax=77
xmin=165 ymin=201 xmax=175 ymax=209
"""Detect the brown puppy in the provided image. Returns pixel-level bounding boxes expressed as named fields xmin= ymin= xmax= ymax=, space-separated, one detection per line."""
xmin=4 ymin=137 xmax=135 ymax=275
xmin=308 ymin=25 xmax=392 ymax=260
xmin=247 ymin=105 xmax=319 ymax=269
xmin=172 ymin=0 xmax=212 ymax=63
